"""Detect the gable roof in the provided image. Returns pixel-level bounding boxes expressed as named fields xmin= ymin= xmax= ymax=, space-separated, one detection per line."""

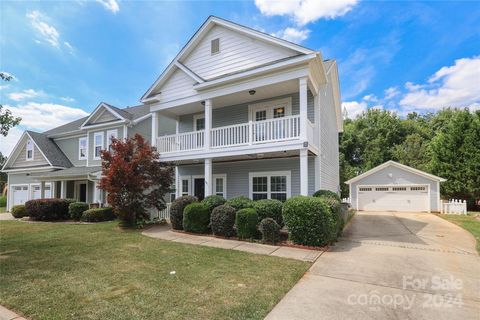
xmin=344 ymin=160 xmax=446 ymax=184
xmin=141 ymin=15 xmax=314 ymax=102
xmin=80 ymin=102 xmax=130 ymax=128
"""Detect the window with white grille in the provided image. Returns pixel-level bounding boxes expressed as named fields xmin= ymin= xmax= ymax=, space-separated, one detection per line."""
xmin=375 ymin=187 xmax=389 ymax=192
xmin=411 ymin=186 xmax=426 ymax=191
xmin=359 ymin=187 xmax=372 ymax=192
xmin=211 ymin=38 xmax=220 ymax=54
xmin=392 ymin=187 xmax=407 ymax=191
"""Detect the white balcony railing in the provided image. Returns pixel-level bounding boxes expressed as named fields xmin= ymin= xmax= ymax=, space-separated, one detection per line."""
xmin=157 ymin=115 xmax=305 ymax=153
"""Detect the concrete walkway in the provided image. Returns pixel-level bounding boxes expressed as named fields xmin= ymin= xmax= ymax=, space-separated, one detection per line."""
xmin=0 ymin=305 xmax=27 ymax=320
xmin=142 ymin=225 xmax=323 ymax=262
xmin=266 ymin=211 xmax=480 ymax=320
xmin=0 ymin=213 xmax=14 ymax=221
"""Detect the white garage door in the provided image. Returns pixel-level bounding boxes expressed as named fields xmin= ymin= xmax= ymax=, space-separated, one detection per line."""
xmin=358 ymin=185 xmax=429 ymax=212
xmin=12 ymin=185 xmax=29 ymax=206
xmin=31 ymin=184 xmax=52 ymax=199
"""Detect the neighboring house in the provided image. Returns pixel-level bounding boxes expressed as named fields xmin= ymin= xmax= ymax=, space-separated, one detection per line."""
xmin=2 ymin=16 xmax=342 ymax=211
xmin=345 ymin=160 xmax=446 ymax=213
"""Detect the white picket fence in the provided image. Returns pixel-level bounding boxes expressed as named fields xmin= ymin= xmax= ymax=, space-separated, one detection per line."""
xmin=442 ymin=199 xmax=467 ymax=215
xmin=151 ymin=203 xmax=171 ymax=220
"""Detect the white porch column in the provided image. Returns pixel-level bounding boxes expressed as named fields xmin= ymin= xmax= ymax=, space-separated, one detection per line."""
xmin=60 ymin=180 xmax=67 ymax=199
xmin=175 ymin=165 xmax=180 ymax=198
xmin=299 ymin=77 xmax=308 ymax=141
xmin=151 ymin=111 xmax=158 ymax=147
xmin=40 ymin=181 xmax=45 ymax=199
xmin=204 ymin=99 xmax=212 ymax=150
xmin=300 ymin=149 xmax=308 ymax=196
xmin=204 ymin=158 xmax=212 ymax=197
xmin=93 ymin=181 xmax=101 ymax=204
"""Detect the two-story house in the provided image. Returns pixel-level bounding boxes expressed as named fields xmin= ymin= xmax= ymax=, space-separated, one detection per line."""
xmin=2 ymin=16 xmax=342 ymax=212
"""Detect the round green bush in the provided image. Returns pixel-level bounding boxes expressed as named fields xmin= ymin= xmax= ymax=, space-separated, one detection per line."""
xmin=11 ymin=205 xmax=28 ymax=218
xmin=69 ymin=202 xmax=89 ymax=221
xmin=210 ymin=204 xmax=236 ymax=237
xmin=253 ymin=199 xmax=283 ymax=227
xmin=226 ymin=196 xmax=254 ymax=211
xmin=312 ymin=189 xmax=341 ymax=202
xmin=81 ymin=207 xmax=115 ymax=222
xmin=282 ymin=196 xmax=337 ymax=247
xmin=183 ymin=203 xmax=210 ymax=233
xmin=170 ymin=195 xmax=197 ymax=230
xmin=235 ymin=208 xmax=259 ymax=239
xmin=25 ymin=199 xmax=70 ymax=221
xmin=201 ymin=195 xmax=226 ymax=213
xmin=259 ymin=218 xmax=281 ymax=244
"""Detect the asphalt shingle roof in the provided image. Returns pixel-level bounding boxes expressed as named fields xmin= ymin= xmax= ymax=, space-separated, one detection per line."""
xmin=27 ymin=131 xmax=73 ymax=168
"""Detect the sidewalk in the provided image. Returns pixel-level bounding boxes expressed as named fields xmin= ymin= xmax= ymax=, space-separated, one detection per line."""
xmin=0 ymin=305 xmax=27 ymax=320
xmin=142 ymin=225 xmax=323 ymax=262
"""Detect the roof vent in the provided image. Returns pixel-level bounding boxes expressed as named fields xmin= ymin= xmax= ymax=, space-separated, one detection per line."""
xmin=211 ymin=38 xmax=220 ymax=55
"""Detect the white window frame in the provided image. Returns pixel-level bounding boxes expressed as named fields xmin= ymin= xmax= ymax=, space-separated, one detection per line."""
xmin=180 ymin=176 xmax=191 ymax=196
xmin=26 ymin=139 xmax=34 ymax=161
xmin=249 ymin=171 xmax=291 ymax=200
xmin=248 ymin=97 xmax=292 ymax=122
xmin=106 ymin=129 xmax=118 ymax=151
xmin=93 ymin=132 xmax=104 ymax=160
xmin=211 ymin=38 xmax=220 ymax=55
xmin=179 ymin=174 xmax=227 ymax=197
xmin=193 ymin=114 xmax=205 ymax=131
xmin=213 ymin=174 xmax=227 ymax=197
xmin=78 ymin=136 xmax=87 ymax=160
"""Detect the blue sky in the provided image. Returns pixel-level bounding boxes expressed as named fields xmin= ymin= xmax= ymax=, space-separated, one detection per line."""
xmin=1 ymin=0 xmax=479 ymax=155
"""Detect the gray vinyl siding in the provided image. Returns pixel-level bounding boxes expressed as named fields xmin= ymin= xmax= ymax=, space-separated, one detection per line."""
xmin=129 ymin=118 xmax=152 ymax=143
xmin=88 ymin=125 xmax=125 ymax=166
xmin=319 ymin=71 xmax=340 ymax=192
xmin=350 ymin=166 xmax=441 ymax=212
xmin=10 ymin=140 xmax=49 ymax=168
xmin=8 ymin=172 xmax=47 ymax=185
xmin=90 ymin=110 xmax=117 ymax=124
xmin=54 ymin=136 xmax=87 ymax=166
xmin=178 ymin=156 xmax=315 ymax=199
xmin=178 ymin=92 xmax=315 ymax=133
xmin=158 ymin=116 xmax=176 ymax=136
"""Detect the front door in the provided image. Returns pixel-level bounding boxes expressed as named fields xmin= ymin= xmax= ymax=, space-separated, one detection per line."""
xmin=194 ymin=178 xmax=205 ymax=201
xmin=79 ymin=183 xmax=87 ymax=202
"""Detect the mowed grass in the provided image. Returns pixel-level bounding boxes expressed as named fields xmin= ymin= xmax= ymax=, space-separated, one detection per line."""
xmin=0 ymin=221 xmax=310 ymax=320
xmin=441 ymin=212 xmax=480 ymax=254
xmin=0 ymin=207 xmax=6 ymax=213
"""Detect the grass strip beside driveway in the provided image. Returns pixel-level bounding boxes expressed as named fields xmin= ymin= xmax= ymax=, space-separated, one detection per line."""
xmin=0 ymin=221 xmax=310 ymax=320
xmin=440 ymin=212 xmax=480 ymax=254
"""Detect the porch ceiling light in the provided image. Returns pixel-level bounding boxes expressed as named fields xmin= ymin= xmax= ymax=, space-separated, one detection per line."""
xmin=249 ymin=90 xmax=256 ymax=95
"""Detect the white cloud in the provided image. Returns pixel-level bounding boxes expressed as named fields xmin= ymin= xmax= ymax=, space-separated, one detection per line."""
xmin=7 ymin=89 xmax=43 ymax=101
xmin=0 ymin=127 xmax=23 ymax=157
xmin=273 ymin=27 xmax=310 ymax=43
xmin=6 ymin=102 xmax=88 ymax=131
xmin=60 ymin=96 xmax=75 ymax=102
xmin=362 ymin=94 xmax=378 ymax=102
xmin=26 ymin=11 xmax=74 ymax=53
xmin=400 ymin=56 xmax=480 ymax=110
xmin=96 ymin=0 xmax=120 ymax=13
xmin=255 ymin=0 xmax=358 ymax=25
xmin=342 ymin=101 xmax=367 ymax=119
xmin=384 ymin=86 xmax=400 ymax=100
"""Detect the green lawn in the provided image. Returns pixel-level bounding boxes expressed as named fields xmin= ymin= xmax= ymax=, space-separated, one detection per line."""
xmin=0 ymin=221 xmax=309 ymax=320
xmin=0 ymin=207 xmax=6 ymax=213
xmin=440 ymin=212 xmax=480 ymax=254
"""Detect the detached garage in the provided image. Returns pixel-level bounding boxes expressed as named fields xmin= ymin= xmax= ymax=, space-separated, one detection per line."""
xmin=345 ymin=161 xmax=446 ymax=213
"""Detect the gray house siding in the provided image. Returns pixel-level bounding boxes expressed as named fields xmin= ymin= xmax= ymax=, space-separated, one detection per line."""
xmin=54 ymin=136 xmax=87 ymax=167
xmin=178 ymin=156 xmax=316 ymax=199
xmin=350 ymin=166 xmax=440 ymax=212
xmin=129 ymin=118 xmax=152 ymax=143
xmin=88 ymin=125 xmax=125 ymax=166
xmin=178 ymin=91 xmax=315 ymax=133
xmin=10 ymin=140 xmax=49 ymax=168
xmin=158 ymin=116 xmax=176 ymax=136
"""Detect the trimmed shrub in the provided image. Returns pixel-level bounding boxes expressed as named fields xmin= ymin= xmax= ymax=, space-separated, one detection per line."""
xmin=235 ymin=208 xmax=259 ymax=239
xmin=69 ymin=202 xmax=89 ymax=221
xmin=314 ymin=193 xmax=343 ymax=237
xmin=259 ymin=218 xmax=281 ymax=244
xmin=282 ymin=196 xmax=337 ymax=246
xmin=170 ymin=195 xmax=197 ymax=230
xmin=201 ymin=195 xmax=226 ymax=213
xmin=313 ymin=189 xmax=341 ymax=202
xmin=0 ymin=195 xmax=6 ymax=207
xmin=11 ymin=205 xmax=28 ymax=218
xmin=253 ymin=199 xmax=283 ymax=227
xmin=211 ymin=204 xmax=236 ymax=237
xmin=226 ymin=196 xmax=254 ymax=211
xmin=25 ymin=198 xmax=70 ymax=221
xmin=183 ymin=203 xmax=210 ymax=233
xmin=81 ymin=207 xmax=115 ymax=222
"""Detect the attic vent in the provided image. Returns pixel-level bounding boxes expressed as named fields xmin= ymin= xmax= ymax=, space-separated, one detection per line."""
xmin=211 ymin=38 xmax=220 ymax=55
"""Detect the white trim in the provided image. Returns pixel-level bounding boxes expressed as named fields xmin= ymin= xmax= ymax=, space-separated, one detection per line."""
xmin=213 ymin=174 xmax=227 ymax=197
xmin=78 ymin=136 xmax=87 ymax=160
xmin=2 ymin=131 xmax=29 ymax=170
xmin=193 ymin=114 xmax=205 ymax=131
xmin=132 ymin=113 xmax=152 ymax=125
xmin=80 ymin=103 xmax=126 ymax=129
xmin=248 ymin=170 xmax=291 ymax=200
xmin=26 ymin=139 xmax=34 ymax=161
xmin=248 ymin=97 xmax=292 ymax=122
xmin=74 ymin=180 xmax=88 ymax=202
xmin=174 ymin=61 xmax=204 ymax=83
xmin=345 ymin=160 xmax=447 ymax=184
xmin=123 ymin=125 xmax=128 ymax=140
xmin=436 ymin=180 xmax=441 ymax=212
xmin=29 ymin=182 xmax=52 ymax=200
xmin=81 ymin=120 xmax=127 ymax=130
xmin=93 ymin=132 xmax=104 ymax=160
xmin=54 ymin=133 xmax=87 ymax=141
xmin=179 ymin=175 xmax=191 ymax=196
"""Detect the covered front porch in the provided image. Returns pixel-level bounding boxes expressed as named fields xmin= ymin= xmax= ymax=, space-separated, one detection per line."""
xmin=32 ymin=167 xmax=105 ymax=205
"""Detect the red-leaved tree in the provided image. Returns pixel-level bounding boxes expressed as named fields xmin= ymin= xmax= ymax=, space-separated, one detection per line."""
xmin=99 ymin=134 xmax=173 ymax=226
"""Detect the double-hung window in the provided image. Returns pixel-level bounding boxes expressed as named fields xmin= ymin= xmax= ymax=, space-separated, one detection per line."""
xmin=180 ymin=177 xmax=190 ymax=196
xmin=93 ymin=132 xmax=104 ymax=160
xmin=79 ymin=137 xmax=87 ymax=160
xmin=106 ymin=129 xmax=118 ymax=152
xmin=249 ymin=171 xmax=290 ymax=201
xmin=213 ymin=174 xmax=227 ymax=197
xmin=26 ymin=139 xmax=34 ymax=161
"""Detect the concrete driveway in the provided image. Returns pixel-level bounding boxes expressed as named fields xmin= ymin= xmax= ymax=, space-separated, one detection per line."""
xmin=266 ymin=211 xmax=480 ymax=320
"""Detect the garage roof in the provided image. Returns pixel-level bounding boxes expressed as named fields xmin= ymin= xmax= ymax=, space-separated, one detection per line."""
xmin=344 ymin=160 xmax=446 ymax=184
